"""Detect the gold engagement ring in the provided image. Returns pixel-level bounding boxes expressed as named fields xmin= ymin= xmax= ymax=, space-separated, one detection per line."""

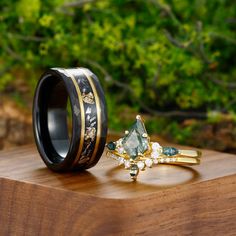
xmin=106 ymin=115 xmax=201 ymax=180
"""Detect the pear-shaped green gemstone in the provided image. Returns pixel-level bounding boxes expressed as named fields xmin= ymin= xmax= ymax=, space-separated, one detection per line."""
xmin=122 ymin=118 xmax=148 ymax=160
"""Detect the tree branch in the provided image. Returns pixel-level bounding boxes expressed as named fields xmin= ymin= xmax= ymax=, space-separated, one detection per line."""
xmin=163 ymin=30 xmax=186 ymax=49
xmin=196 ymin=21 xmax=212 ymax=64
xmin=209 ymin=32 xmax=236 ymax=45
xmin=7 ymin=33 xmax=46 ymax=42
xmin=63 ymin=0 xmax=96 ymax=8
xmin=4 ymin=46 xmax=24 ymax=62
xmin=208 ymin=76 xmax=236 ymax=89
xmin=84 ymin=59 xmax=207 ymax=119
xmin=148 ymin=0 xmax=181 ymax=26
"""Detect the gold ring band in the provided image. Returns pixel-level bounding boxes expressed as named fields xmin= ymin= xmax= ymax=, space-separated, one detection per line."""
xmin=106 ymin=115 xmax=201 ymax=180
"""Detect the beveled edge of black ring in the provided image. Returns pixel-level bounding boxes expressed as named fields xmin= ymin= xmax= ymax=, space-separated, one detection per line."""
xmin=33 ymin=68 xmax=83 ymax=172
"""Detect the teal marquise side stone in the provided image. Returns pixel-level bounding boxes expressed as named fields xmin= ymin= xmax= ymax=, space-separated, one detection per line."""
xmin=107 ymin=141 xmax=116 ymax=150
xmin=163 ymin=147 xmax=179 ymax=156
xmin=122 ymin=118 xmax=148 ymax=160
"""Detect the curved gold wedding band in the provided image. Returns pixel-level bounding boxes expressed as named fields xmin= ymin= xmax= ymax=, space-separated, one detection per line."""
xmin=106 ymin=115 xmax=201 ymax=180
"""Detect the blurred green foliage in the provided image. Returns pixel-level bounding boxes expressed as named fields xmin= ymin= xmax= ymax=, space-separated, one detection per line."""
xmin=0 ymin=0 xmax=236 ymax=143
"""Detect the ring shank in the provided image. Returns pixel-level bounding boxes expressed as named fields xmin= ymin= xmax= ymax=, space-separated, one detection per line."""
xmin=179 ymin=150 xmax=200 ymax=157
xmin=107 ymin=148 xmax=201 ymax=165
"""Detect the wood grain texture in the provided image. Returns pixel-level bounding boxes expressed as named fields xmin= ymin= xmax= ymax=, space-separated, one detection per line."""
xmin=0 ymin=140 xmax=236 ymax=235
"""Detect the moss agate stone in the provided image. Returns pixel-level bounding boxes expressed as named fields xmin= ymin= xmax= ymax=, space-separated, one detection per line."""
xmin=130 ymin=164 xmax=139 ymax=179
xmin=107 ymin=141 xmax=116 ymax=150
xmin=163 ymin=147 xmax=179 ymax=156
xmin=122 ymin=119 xmax=148 ymax=159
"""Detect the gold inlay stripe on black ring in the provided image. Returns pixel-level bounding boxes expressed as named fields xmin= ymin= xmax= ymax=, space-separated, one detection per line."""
xmin=63 ymin=69 xmax=85 ymax=166
xmin=80 ymin=68 xmax=101 ymax=165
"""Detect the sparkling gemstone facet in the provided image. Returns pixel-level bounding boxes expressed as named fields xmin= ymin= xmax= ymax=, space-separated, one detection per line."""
xmin=124 ymin=160 xmax=131 ymax=169
xmin=137 ymin=161 xmax=145 ymax=170
xmin=145 ymin=159 xmax=153 ymax=168
xmin=122 ymin=118 xmax=149 ymax=159
xmin=151 ymin=151 xmax=159 ymax=159
xmin=118 ymin=158 xmax=125 ymax=165
xmin=152 ymin=142 xmax=161 ymax=150
xmin=107 ymin=141 xmax=116 ymax=150
xmin=163 ymin=147 xmax=179 ymax=156
xmin=118 ymin=146 xmax=125 ymax=154
xmin=153 ymin=158 xmax=158 ymax=164
xmin=130 ymin=164 xmax=139 ymax=179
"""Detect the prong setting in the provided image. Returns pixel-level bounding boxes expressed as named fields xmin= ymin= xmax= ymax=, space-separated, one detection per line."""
xmin=142 ymin=133 xmax=148 ymax=138
xmin=105 ymin=115 xmax=194 ymax=180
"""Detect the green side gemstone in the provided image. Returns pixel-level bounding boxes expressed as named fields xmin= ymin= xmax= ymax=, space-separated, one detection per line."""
xmin=130 ymin=164 xmax=139 ymax=179
xmin=163 ymin=147 xmax=179 ymax=156
xmin=107 ymin=141 xmax=116 ymax=150
xmin=122 ymin=119 xmax=148 ymax=160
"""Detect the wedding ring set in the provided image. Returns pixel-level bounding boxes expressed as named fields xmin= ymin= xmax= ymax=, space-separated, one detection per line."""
xmin=33 ymin=68 xmax=201 ymax=180
xmin=106 ymin=115 xmax=201 ymax=180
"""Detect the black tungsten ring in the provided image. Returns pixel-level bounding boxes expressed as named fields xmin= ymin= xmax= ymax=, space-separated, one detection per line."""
xmin=33 ymin=68 xmax=107 ymax=171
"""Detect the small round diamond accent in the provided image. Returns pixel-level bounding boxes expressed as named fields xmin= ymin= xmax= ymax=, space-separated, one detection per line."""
xmin=151 ymin=151 xmax=159 ymax=159
xmin=118 ymin=158 xmax=125 ymax=165
xmin=152 ymin=142 xmax=161 ymax=150
xmin=153 ymin=158 xmax=158 ymax=164
xmin=124 ymin=160 xmax=130 ymax=169
xmin=118 ymin=147 xmax=125 ymax=154
xmin=160 ymin=158 xmax=164 ymax=163
xmin=145 ymin=159 xmax=153 ymax=167
xmin=116 ymin=139 xmax=123 ymax=146
xmin=137 ymin=161 xmax=145 ymax=170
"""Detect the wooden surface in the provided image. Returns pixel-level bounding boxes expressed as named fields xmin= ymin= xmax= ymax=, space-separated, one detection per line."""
xmin=0 ymin=141 xmax=236 ymax=235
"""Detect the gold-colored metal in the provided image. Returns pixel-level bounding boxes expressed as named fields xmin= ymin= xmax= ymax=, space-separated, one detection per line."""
xmin=142 ymin=133 xmax=148 ymax=138
xmin=80 ymin=68 xmax=101 ymax=165
xmin=179 ymin=150 xmax=198 ymax=157
xmin=174 ymin=156 xmax=201 ymax=164
xmin=63 ymin=69 xmax=85 ymax=166
xmin=85 ymin=127 xmax=96 ymax=141
xmin=106 ymin=114 xmax=201 ymax=179
xmin=82 ymin=92 xmax=95 ymax=104
xmin=107 ymin=149 xmax=201 ymax=165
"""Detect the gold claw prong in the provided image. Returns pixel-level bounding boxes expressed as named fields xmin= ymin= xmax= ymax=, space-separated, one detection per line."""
xmin=142 ymin=133 xmax=148 ymax=138
xmin=136 ymin=115 xmax=141 ymax=120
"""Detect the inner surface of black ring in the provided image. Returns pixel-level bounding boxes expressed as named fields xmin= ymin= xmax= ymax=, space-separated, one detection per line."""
xmin=38 ymin=75 xmax=71 ymax=162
